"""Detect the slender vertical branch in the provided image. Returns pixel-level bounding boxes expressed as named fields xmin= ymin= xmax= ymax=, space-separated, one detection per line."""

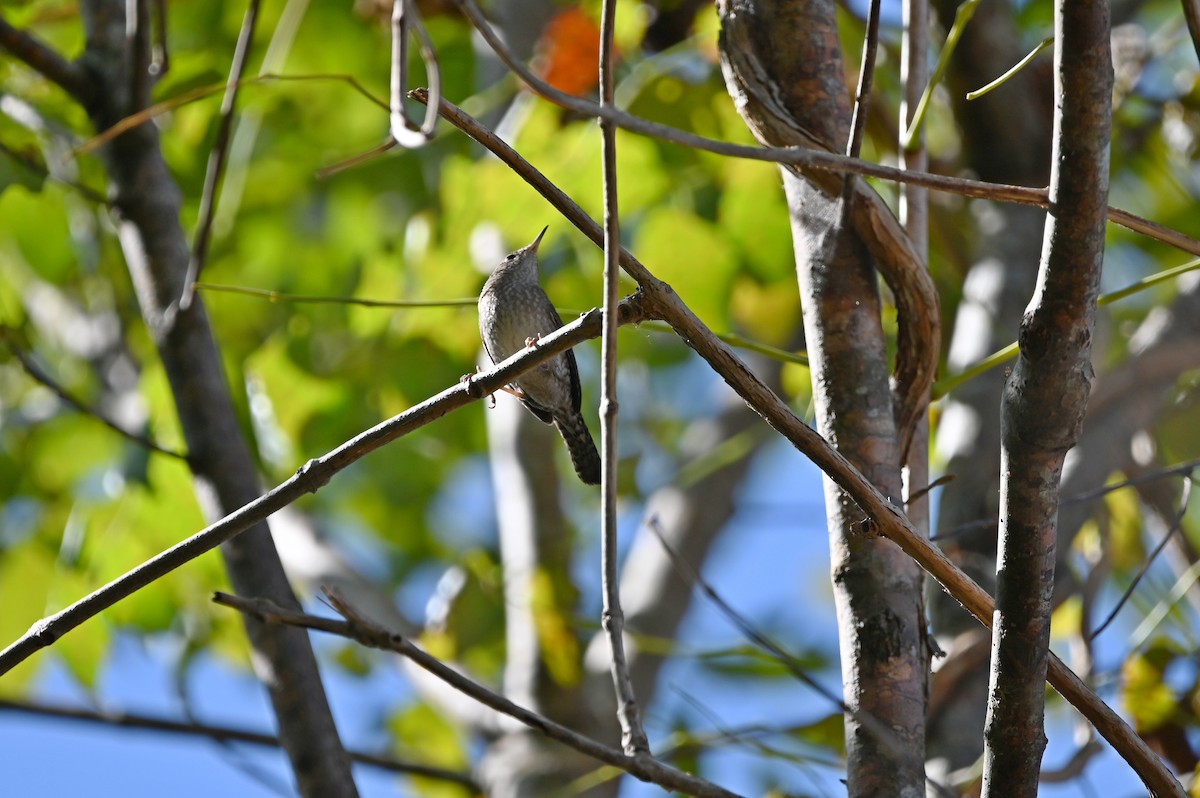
xmin=180 ymin=0 xmax=262 ymax=310
xmin=840 ymin=0 xmax=882 ymax=210
xmin=981 ymin=0 xmax=1112 ymax=792
xmin=597 ymin=0 xmax=649 ymax=758
xmin=843 ymin=0 xmax=882 ymax=201
xmin=900 ymin=0 xmax=930 ymax=508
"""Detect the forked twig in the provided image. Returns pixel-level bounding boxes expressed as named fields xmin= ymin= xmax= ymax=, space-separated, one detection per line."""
xmin=215 ymin=588 xmax=744 ymax=798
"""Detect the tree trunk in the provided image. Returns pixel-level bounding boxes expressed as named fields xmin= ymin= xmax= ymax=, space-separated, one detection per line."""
xmin=982 ymin=0 xmax=1112 ymax=793
xmin=77 ymin=3 xmax=357 ymax=795
xmin=717 ymin=0 xmax=931 ymax=793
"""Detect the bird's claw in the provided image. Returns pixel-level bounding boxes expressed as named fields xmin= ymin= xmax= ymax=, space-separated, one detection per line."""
xmin=461 ymin=369 xmax=496 ymax=407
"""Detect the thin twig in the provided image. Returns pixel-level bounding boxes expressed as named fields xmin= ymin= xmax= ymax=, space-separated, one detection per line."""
xmin=1040 ymin=739 xmax=1105 ymax=783
xmin=406 ymin=3 xmax=440 ymax=138
xmin=315 ymin=136 xmax=398 ymax=179
xmin=933 ymin=256 xmax=1200 ymax=397
xmin=195 ymin=281 xmax=807 ymax=363
xmin=1066 ymin=458 xmax=1200 ymax=505
xmin=966 ymin=36 xmax=1054 ymax=100
xmin=668 ymin=689 xmax=840 ymax=783
xmin=596 ymin=0 xmax=648 ymax=759
xmin=0 ymin=300 xmax=646 ymax=677
xmin=73 ymin=72 xmax=390 ymax=157
xmin=0 ymin=698 xmax=479 ymax=787
xmin=837 ymin=0 xmax=883 ymax=239
xmin=842 ymin=0 xmax=882 ymax=207
xmin=932 ymin=457 xmax=1200 ymax=542
xmin=180 ymin=0 xmax=263 ymax=311
xmin=196 ymin=282 xmax=477 ymax=308
xmin=215 ymin=589 xmax=745 ymax=798
xmin=1089 ymin=473 xmax=1194 ymax=640
xmin=0 ymin=16 xmax=94 ymax=103
xmin=1 ymin=327 xmax=186 ymax=460
xmin=646 ymin=520 xmax=900 ymax=755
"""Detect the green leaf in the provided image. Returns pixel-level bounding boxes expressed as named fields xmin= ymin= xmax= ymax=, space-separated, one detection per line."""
xmin=388 ymin=702 xmax=472 ymax=798
xmin=635 ymin=207 xmax=737 ymax=330
xmin=0 ymin=144 xmax=48 ymax=195
xmin=1122 ymin=641 xmax=1185 ymax=732
xmin=0 ymin=541 xmax=55 ymax=696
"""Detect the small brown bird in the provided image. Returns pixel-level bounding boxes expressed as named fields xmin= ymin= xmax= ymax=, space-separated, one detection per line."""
xmin=478 ymin=227 xmax=601 ymax=485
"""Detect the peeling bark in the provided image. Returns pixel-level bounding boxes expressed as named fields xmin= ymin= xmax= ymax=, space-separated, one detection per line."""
xmin=718 ymin=0 xmax=940 ymax=461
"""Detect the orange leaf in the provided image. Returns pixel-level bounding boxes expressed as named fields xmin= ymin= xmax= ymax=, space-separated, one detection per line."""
xmin=537 ymin=7 xmax=603 ymax=97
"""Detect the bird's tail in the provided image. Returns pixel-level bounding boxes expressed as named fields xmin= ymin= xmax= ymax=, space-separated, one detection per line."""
xmin=554 ymin=412 xmax=601 ymax=485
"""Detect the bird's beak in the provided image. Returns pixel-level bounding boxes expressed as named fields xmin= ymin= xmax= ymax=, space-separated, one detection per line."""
xmin=530 ymin=226 xmax=549 ymax=253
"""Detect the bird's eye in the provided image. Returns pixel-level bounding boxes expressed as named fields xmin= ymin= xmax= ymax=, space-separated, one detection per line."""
xmin=505 ymin=254 xmax=516 ymax=261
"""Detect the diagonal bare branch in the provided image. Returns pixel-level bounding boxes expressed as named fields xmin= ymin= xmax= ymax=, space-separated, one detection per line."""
xmin=216 ymin=589 xmax=745 ymax=798
xmin=0 ymin=16 xmax=94 ymax=103
xmin=0 ymin=300 xmax=646 ymax=677
xmin=1 ymin=326 xmax=186 ymax=459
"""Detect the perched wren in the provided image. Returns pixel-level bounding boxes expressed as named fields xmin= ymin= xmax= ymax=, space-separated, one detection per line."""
xmin=478 ymin=227 xmax=601 ymax=485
